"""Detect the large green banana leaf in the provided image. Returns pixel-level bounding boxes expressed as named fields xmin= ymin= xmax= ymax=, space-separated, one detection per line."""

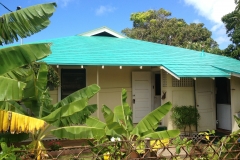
xmin=141 ymin=130 xmax=180 ymax=140
xmin=86 ymin=116 xmax=106 ymax=129
xmin=3 ymin=66 xmax=32 ymax=81
xmin=131 ymin=102 xmax=172 ymax=137
xmin=51 ymin=126 xmax=105 ymax=140
xmin=42 ymin=98 xmax=97 ymax=127
xmin=102 ymin=105 xmax=127 ymax=138
xmin=0 ymin=43 xmax=52 ymax=75
xmin=0 ymin=76 xmax=26 ymax=101
xmin=113 ymin=89 xmax=133 ymax=133
xmin=0 ymin=2 xmax=57 ymax=45
xmin=53 ymin=84 xmax=100 ymax=109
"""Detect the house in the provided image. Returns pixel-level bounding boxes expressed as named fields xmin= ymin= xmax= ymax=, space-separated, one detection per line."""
xmin=40 ymin=26 xmax=240 ymax=132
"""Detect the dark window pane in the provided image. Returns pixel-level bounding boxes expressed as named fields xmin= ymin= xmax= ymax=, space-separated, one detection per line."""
xmin=61 ymin=69 xmax=86 ymax=99
xmin=155 ymin=74 xmax=161 ymax=96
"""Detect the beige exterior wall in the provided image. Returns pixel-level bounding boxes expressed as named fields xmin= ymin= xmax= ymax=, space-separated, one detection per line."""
xmin=161 ymin=71 xmax=195 ymax=130
xmin=231 ymin=76 xmax=240 ymax=131
xmin=49 ymin=66 xmax=197 ymax=129
xmin=89 ymin=66 xmax=151 ymax=121
xmin=50 ymin=66 xmax=151 ymax=121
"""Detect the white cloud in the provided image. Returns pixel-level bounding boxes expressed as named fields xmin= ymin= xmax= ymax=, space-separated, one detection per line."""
xmin=95 ymin=5 xmax=116 ymax=16
xmin=183 ymin=0 xmax=235 ymax=48
xmin=193 ymin=19 xmax=201 ymax=23
xmin=56 ymin=0 xmax=75 ymax=7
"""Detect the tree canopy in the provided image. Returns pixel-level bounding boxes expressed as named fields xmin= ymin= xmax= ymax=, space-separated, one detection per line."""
xmin=222 ymin=0 xmax=240 ymax=59
xmin=122 ymin=8 xmax=221 ymax=54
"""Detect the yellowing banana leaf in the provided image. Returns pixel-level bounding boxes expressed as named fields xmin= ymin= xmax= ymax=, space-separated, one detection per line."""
xmin=0 ymin=76 xmax=26 ymax=101
xmin=0 ymin=2 xmax=57 ymax=45
xmin=0 ymin=43 xmax=52 ymax=75
xmin=53 ymin=84 xmax=100 ymax=109
xmin=0 ymin=109 xmax=45 ymax=134
xmin=86 ymin=116 xmax=106 ymax=129
xmin=51 ymin=126 xmax=105 ymax=140
xmin=140 ymin=130 xmax=180 ymax=140
xmin=113 ymin=89 xmax=133 ymax=132
xmin=131 ymin=102 xmax=172 ymax=137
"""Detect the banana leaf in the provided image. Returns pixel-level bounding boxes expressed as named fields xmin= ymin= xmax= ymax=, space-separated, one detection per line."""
xmin=53 ymin=84 xmax=100 ymax=109
xmin=51 ymin=126 xmax=105 ymax=140
xmin=0 ymin=43 xmax=52 ymax=75
xmin=21 ymin=63 xmax=51 ymax=117
xmin=86 ymin=116 xmax=106 ymax=129
xmin=0 ymin=2 xmax=57 ymax=45
xmin=42 ymin=98 xmax=97 ymax=127
xmin=131 ymin=102 xmax=172 ymax=137
xmin=3 ymin=66 xmax=32 ymax=81
xmin=0 ymin=101 xmax=27 ymax=115
xmin=102 ymin=105 xmax=127 ymax=138
xmin=56 ymin=104 xmax=97 ymax=127
xmin=0 ymin=76 xmax=26 ymax=101
xmin=113 ymin=89 xmax=133 ymax=133
xmin=140 ymin=130 xmax=180 ymax=140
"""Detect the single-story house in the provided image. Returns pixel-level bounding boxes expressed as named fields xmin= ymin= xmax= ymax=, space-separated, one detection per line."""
xmin=40 ymin=26 xmax=240 ymax=132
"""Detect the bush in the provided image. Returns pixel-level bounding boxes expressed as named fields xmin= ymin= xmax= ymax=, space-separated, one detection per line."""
xmin=171 ymin=105 xmax=200 ymax=135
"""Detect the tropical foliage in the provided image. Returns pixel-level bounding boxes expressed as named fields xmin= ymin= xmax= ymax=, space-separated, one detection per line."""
xmin=122 ymin=8 xmax=221 ymax=54
xmin=222 ymin=0 xmax=240 ymax=59
xmin=0 ymin=2 xmax=101 ymax=159
xmin=51 ymin=89 xmax=180 ymax=141
xmin=171 ymin=105 xmax=200 ymax=135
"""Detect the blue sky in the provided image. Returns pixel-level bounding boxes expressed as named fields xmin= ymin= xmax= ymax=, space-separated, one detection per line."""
xmin=0 ymin=0 xmax=236 ymax=49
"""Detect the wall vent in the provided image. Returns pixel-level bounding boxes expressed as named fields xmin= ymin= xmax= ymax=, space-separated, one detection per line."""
xmin=172 ymin=77 xmax=193 ymax=87
xmin=162 ymin=71 xmax=167 ymax=87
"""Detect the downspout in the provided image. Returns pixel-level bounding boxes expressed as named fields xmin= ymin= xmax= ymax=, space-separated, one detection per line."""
xmin=97 ymin=66 xmax=100 ymax=118
xmin=193 ymin=79 xmax=198 ymax=132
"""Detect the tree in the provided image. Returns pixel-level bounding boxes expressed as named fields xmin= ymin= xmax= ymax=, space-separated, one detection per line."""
xmin=222 ymin=1 xmax=240 ymax=59
xmin=122 ymin=8 xmax=221 ymax=54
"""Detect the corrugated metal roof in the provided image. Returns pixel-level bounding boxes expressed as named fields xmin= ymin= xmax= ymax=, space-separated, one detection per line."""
xmin=38 ymin=35 xmax=240 ymax=77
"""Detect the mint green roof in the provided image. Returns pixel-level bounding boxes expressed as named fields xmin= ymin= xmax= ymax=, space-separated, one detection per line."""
xmin=39 ymin=35 xmax=240 ymax=78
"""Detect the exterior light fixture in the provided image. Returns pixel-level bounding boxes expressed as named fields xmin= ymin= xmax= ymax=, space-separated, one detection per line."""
xmin=56 ymin=65 xmax=59 ymax=68
xmin=140 ymin=66 xmax=142 ymax=69
xmin=81 ymin=65 xmax=83 ymax=68
xmin=119 ymin=66 xmax=122 ymax=69
xmin=102 ymin=65 xmax=104 ymax=69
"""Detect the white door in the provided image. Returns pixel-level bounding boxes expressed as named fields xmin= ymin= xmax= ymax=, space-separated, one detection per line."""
xmin=195 ymin=78 xmax=216 ymax=131
xmin=132 ymin=72 xmax=152 ymax=123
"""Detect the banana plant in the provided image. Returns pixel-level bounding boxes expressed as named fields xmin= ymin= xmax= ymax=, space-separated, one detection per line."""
xmin=51 ymin=89 xmax=180 ymax=141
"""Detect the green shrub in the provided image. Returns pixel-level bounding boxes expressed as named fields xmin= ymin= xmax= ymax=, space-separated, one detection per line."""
xmin=171 ymin=105 xmax=200 ymax=135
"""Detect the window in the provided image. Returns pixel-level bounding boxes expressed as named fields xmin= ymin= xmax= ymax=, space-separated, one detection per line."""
xmin=155 ymin=73 xmax=161 ymax=95
xmin=61 ymin=69 xmax=86 ymax=99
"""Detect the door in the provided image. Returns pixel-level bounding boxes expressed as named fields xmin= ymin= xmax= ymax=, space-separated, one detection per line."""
xmin=195 ymin=78 xmax=216 ymax=131
xmin=132 ymin=72 xmax=152 ymax=123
